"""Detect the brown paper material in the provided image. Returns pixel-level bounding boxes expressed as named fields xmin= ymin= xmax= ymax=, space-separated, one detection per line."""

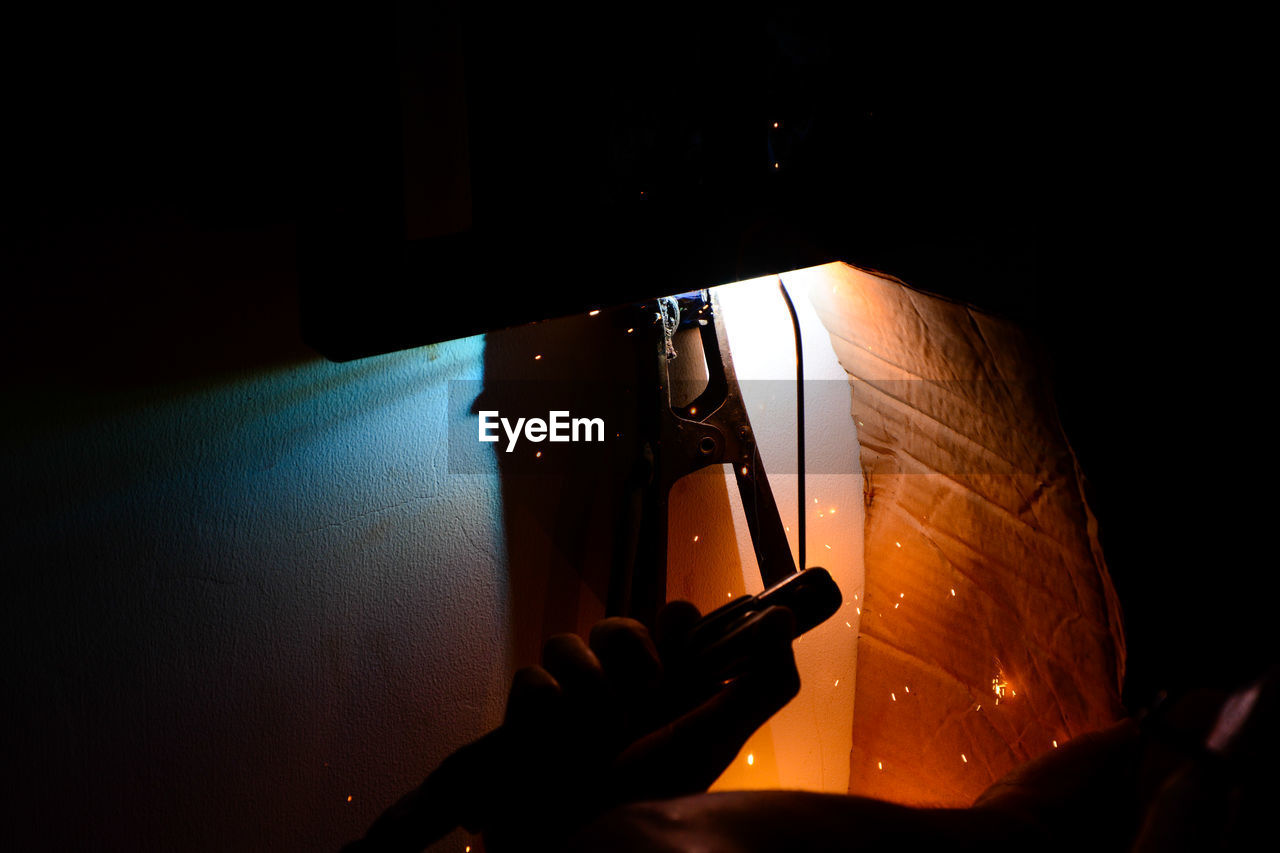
xmin=807 ymin=263 xmax=1126 ymax=806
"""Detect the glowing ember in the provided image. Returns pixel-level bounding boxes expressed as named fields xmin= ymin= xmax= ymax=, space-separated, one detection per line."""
xmin=991 ymin=673 xmax=1016 ymax=704
xmin=588 ymin=309 xmax=600 ymax=316
xmin=346 ymin=795 xmax=353 ymax=802
xmin=741 ymin=466 xmax=749 ymax=476
xmin=747 ymin=753 xmax=754 ymax=766
xmin=534 ymin=354 xmax=542 ymax=360
xmin=692 ymin=535 xmax=699 ymax=542
xmin=891 ymin=693 xmax=896 ymax=701
xmin=626 ymin=328 xmax=634 ymax=334
xmin=1052 ymin=740 xmax=1058 ymax=748
xmin=878 ymin=761 xmax=883 ymax=770
xmin=961 ymin=754 xmax=968 ymax=763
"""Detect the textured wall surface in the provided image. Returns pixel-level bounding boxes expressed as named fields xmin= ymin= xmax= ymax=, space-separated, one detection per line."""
xmin=7 ymin=329 xmax=513 ymax=851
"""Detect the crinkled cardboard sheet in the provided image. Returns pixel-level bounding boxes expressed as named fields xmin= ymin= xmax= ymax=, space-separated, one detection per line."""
xmin=807 ymin=263 xmax=1126 ymax=806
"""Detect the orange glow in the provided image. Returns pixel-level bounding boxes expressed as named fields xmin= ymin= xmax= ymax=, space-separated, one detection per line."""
xmin=741 ymin=466 xmax=749 ymax=476
xmin=346 ymin=795 xmax=353 ymax=802
xmin=689 ymin=406 xmax=698 ymax=416
xmin=535 ymin=451 xmax=542 ymax=458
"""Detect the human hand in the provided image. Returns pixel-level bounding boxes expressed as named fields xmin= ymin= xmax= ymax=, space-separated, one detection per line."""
xmin=342 ymin=600 xmax=801 ymax=852
xmin=483 ymin=600 xmax=800 ymax=850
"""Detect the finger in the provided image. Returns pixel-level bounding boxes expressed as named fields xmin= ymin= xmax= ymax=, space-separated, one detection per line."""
xmin=589 ymin=618 xmax=662 ymax=696
xmin=542 ymin=633 xmax=606 ymax=701
xmin=504 ymin=665 xmax=561 ymax=730
xmin=653 ymin=599 xmax=702 ymax=665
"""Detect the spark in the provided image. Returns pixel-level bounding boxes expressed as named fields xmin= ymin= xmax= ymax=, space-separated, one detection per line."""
xmin=961 ymin=754 xmax=968 ymax=763
xmin=689 ymin=406 xmax=697 ymax=416
xmin=589 ymin=309 xmax=600 ymax=316
xmin=747 ymin=753 xmax=754 ymax=766
xmin=834 ymin=679 xmax=840 ymax=687
xmin=814 ymin=498 xmax=819 ymax=503
xmin=856 ymin=607 xmax=861 ymax=614
xmin=534 ymin=354 xmax=542 ymax=360
xmin=626 ymin=328 xmax=634 ymax=334
xmin=829 ymin=507 xmax=837 ymax=514
xmin=951 ymin=589 xmax=956 ymax=596
xmin=891 ymin=693 xmax=896 ymax=701
xmin=824 ymin=544 xmax=832 ymax=550
xmin=535 ymin=451 xmax=542 ymax=458
xmin=878 ymin=761 xmax=883 ymax=770
xmin=1052 ymin=740 xmax=1058 ymax=748
xmin=895 ymin=541 xmax=901 ymax=548
xmin=894 ymin=603 xmax=899 ymax=609
xmin=693 ymin=535 xmax=699 ymax=542
xmin=899 ymin=593 xmax=904 ymax=598
xmin=741 ymin=466 xmax=749 ymax=476
xmin=773 ymin=121 xmax=779 ymax=128
xmin=846 ymin=621 xmax=852 ymax=628
xmin=346 ymin=795 xmax=353 ymax=802
xmin=904 ymin=686 xmax=910 ymax=693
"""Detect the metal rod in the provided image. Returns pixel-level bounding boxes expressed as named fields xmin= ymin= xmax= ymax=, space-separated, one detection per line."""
xmin=777 ymin=278 xmax=805 ymax=571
